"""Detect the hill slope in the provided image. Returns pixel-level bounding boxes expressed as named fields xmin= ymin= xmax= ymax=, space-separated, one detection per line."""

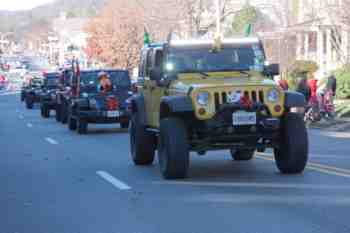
xmin=0 ymin=0 xmax=106 ymax=41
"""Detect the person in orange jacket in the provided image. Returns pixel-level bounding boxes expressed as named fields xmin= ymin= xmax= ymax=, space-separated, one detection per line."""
xmin=98 ymin=71 xmax=112 ymax=94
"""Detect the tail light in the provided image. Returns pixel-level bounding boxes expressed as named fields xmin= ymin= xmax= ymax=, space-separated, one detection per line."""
xmin=107 ymin=97 xmax=119 ymax=110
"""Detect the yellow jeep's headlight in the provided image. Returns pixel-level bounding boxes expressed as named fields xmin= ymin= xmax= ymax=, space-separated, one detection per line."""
xmin=196 ymin=92 xmax=210 ymax=106
xmin=267 ymin=88 xmax=280 ymax=103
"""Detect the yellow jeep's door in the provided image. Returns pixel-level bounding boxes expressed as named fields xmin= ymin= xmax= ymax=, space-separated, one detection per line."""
xmin=141 ymin=48 xmax=153 ymax=127
xmin=148 ymin=48 xmax=166 ymax=128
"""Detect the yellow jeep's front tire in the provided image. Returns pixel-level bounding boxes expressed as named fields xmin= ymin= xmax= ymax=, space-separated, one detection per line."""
xmin=274 ymin=112 xmax=308 ymax=174
xmin=158 ymin=117 xmax=189 ymax=179
xmin=130 ymin=114 xmax=155 ymax=165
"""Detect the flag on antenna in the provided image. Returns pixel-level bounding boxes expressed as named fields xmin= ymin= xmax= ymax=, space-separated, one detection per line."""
xmin=244 ymin=23 xmax=252 ymax=37
xmin=144 ymin=28 xmax=151 ymax=45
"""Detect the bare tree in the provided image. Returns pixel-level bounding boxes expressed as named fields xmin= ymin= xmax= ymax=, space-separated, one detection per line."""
xmin=85 ymin=0 xmax=145 ymax=70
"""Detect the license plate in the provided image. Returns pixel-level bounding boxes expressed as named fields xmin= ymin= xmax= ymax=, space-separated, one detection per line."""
xmin=232 ymin=111 xmax=256 ymax=126
xmin=107 ymin=111 xmax=119 ymax=118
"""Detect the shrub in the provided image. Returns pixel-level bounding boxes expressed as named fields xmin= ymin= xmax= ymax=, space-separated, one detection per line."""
xmin=289 ymin=60 xmax=319 ymax=79
xmin=334 ymin=68 xmax=350 ymax=99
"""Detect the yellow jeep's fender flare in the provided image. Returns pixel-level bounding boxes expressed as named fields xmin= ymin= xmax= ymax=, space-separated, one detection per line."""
xmin=130 ymin=94 xmax=147 ymax=125
xmin=160 ymin=96 xmax=194 ymax=119
xmin=284 ymin=91 xmax=307 ymax=108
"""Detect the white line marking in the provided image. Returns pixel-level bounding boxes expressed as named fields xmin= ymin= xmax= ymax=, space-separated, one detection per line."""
xmin=0 ymin=91 xmax=20 ymax=96
xmin=45 ymin=137 xmax=58 ymax=145
xmin=96 ymin=171 xmax=131 ymax=190
xmin=154 ymin=181 xmax=350 ymax=190
xmin=256 ymin=153 xmax=350 ymax=178
xmin=27 ymin=123 xmax=33 ymax=128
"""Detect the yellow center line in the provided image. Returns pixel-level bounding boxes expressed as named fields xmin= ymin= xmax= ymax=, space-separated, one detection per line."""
xmin=256 ymin=153 xmax=350 ymax=178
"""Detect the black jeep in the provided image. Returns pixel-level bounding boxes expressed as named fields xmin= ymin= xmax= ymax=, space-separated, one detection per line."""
xmin=55 ymin=68 xmax=73 ymax=123
xmin=67 ymin=69 xmax=132 ymax=134
xmin=39 ymin=72 xmax=60 ymax=118
xmin=22 ymin=77 xmax=44 ymax=109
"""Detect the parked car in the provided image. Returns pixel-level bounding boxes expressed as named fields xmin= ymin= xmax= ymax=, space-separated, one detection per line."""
xmin=0 ymin=72 xmax=8 ymax=90
xmin=39 ymin=72 xmax=60 ymax=118
xmin=67 ymin=69 xmax=132 ymax=134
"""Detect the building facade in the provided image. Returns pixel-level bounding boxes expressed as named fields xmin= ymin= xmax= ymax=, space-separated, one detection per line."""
xmin=293 ymin=0 xmax=348 ymax=77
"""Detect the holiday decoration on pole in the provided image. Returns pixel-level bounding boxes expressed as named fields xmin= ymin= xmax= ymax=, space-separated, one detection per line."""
xmin=144 ymin=27 xmax=151 ymax=45
xmin=244 ymin=23 xmax=252 ymax=37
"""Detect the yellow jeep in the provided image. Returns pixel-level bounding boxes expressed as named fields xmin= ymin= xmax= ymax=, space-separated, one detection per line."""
xmin=129 ymin=38 xmax=308 ymax=179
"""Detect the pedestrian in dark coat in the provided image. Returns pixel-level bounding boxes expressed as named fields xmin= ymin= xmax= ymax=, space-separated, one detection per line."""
xmin=326 ymin=75 xmax=337 ymax=96
xmin=296 ymin=77 xmax=311 ymax=102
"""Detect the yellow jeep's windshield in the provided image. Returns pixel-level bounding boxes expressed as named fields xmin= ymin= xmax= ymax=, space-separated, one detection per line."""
xmin=165 ymin=44 xmax=265 ymax=74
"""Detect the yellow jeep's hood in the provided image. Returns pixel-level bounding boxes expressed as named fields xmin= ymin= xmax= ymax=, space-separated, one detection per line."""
xmin=169 ymin=72 xmax=277 ymax=94
xmin=168 ymin=71 xmax=285 ymax=120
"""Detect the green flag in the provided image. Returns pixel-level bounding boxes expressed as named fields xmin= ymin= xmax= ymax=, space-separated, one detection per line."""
xmin=144 ymin=29 xmax=151 ymax=45
xmin=244 ymin=23 xmax=252 ymax=37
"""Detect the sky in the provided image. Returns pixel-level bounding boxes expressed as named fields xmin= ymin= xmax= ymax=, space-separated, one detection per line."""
xmin=0 ymin=0 xmax=55 ymax=11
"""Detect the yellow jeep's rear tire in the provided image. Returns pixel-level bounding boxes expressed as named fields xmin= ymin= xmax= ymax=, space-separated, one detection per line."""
xmin=230 ymin=149 xmax=255 ymax=161
xmin=274 ymin=112 xmax=308 ymax=174
xmin=130 ymin=114 xmax=155 ymax=165
xmin=158 ymin=117 xmax=189 ymax=179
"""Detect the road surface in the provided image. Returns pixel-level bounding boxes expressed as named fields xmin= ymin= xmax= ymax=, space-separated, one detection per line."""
xmin=1 ymin=93 xmax=350 ymax=233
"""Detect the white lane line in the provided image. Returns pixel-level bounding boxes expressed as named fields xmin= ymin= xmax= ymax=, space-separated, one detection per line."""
xmin=0 ymin=91 xmax=20 ymax=96
xmin=153 ymin=181 xmax=350 ymax=190
xmin=256 ymin=153 xmax=350 ymax=178
xmin=45 ymin=137 xmax=59 ymax=145
xmin=96 ymin=171 xmax=131 ymax=190
xmin=27 ymin=123 xmax=33 ymax=128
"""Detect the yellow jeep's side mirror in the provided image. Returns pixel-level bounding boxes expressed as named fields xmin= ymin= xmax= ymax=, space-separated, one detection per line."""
xmin=264 ymin=64 xmax=280 ymax=76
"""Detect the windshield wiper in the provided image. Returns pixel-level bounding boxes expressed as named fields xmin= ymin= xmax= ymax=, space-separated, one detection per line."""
xmin=198 ymin=72 xmax=209 ymax=79
xmin=236 ymin=70 xmax=251 ymax=77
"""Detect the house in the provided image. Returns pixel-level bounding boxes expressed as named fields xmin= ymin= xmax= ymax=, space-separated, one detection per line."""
xmin=289 ymin=0 xmax=348 ymax=77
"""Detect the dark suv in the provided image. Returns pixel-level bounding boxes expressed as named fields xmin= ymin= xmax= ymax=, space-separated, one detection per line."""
xmin=22 ymin=77 xmax=44 ymax=109
xmin=67 ymin=69 xmax=132 ymax=134
xmin=40 ymin=72 xmax=59 ymax=118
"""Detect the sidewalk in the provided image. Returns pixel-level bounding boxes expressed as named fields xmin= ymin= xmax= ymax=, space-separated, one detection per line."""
xmin=310 ymin=118 xmax=350 ymax=132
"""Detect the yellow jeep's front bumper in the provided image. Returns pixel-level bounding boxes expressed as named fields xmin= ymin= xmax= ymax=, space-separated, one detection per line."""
xmin=191 ymin=86 xmax=285 ymax=120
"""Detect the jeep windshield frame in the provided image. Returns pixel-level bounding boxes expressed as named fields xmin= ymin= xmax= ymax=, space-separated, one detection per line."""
xmin=164 ymin=43 xmax=266 ymax=77
xmin=78 ymin=70 xmax=131 ymax=94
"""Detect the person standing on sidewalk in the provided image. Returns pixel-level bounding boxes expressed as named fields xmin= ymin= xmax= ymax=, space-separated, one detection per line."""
xmin=296 ymin=76 xmax=311 ymax=103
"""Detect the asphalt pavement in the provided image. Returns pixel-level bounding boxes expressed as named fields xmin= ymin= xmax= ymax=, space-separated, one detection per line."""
xmin=1 ymin=93 xmax=350 ymax=233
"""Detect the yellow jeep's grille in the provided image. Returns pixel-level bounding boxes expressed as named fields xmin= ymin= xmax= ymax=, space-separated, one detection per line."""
xmin=192 ymin=87 xmax=285 ymax=120
xmin=213 ymin=90 xmax=265 ymax=111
